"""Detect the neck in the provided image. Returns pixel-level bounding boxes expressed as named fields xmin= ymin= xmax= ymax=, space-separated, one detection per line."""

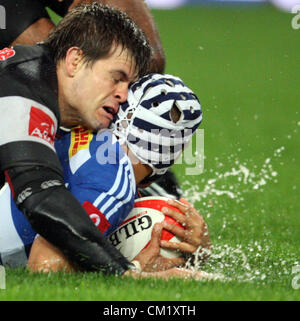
xmin=59 ymin=99 xmax=83 ymax=128
xmin=56 ymin=62 xmax=83 ymax=128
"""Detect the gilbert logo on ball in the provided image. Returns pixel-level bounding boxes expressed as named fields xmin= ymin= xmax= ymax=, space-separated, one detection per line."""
xmin=108 ymin=196 xmax=184 ymax=261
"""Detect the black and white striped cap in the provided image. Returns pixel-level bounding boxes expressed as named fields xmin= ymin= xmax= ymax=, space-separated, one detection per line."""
xmin=112 ymin=73 xmax=202 ymax=178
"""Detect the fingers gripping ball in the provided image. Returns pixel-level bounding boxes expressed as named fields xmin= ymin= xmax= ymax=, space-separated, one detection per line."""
xmin=108 ymin=196 xmax=185 ymax=261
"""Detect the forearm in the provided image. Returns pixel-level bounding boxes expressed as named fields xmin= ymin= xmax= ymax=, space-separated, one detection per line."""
xmin=10 ymin=18 xmax=55 ymax=47
xmin=23 ymin=187 xmax=131 ymax=273
xmin=5 ymin=0 xmax=166 ymax=72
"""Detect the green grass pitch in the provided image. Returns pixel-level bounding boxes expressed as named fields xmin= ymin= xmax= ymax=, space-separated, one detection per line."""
xmin=0 ymin=3 xmax=299 ymax=301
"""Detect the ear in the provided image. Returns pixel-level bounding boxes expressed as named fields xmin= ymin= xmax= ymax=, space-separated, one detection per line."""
xmin=64 ymin=47 xmax=84 ymax=77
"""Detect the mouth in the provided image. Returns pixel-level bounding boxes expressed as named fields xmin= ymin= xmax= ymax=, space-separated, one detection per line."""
xmin=103 ymin=106 xmax=117 ymax=120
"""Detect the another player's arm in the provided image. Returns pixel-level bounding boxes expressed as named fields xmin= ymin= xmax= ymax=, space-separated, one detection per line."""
xmin=7 ymin=140 xmax=182 ymax=274
xmin=28 ymin=226 xmax=207 ymax=281
xmin=10 ymin=18 xmax=55 ymax=48
xmin=4 ymin=163 xmax=133 ymax=274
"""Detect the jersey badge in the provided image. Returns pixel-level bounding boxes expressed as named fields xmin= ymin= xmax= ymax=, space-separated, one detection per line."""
xmin=28 ymin=106 xmax=56 ymax=146
xmin=0 ymin=48 xmax=16 ymax=61
xmin=69 ymin=127 xmax=93 ymax=158
xmin=82 ymin=201 xmax=111 ymax=234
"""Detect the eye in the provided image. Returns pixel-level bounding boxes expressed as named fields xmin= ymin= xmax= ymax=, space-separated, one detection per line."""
xmin=111 ymin=72 xmax=124 ymax=84
xmin=113 ymin=77 xmax=121 ymax=84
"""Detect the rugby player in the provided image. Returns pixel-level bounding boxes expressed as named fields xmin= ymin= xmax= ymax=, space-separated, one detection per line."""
xmin=0 ymin=3 xmax=158 ymax=276
xmin=0 ymin=74 xmax=211 ymax=278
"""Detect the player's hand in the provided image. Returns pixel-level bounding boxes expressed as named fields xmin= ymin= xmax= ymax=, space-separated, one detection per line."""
xmin=132 ymin=223 xmax=186 ymax=272
xmin=160 ymin=198 xmax=212 ymax=263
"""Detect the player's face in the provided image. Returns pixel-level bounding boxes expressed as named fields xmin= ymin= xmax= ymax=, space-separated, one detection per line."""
xmin=70 ymin=45 xmax=138 ymax=130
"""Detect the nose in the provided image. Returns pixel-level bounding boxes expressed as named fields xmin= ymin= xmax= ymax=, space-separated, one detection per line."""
xmin=114 ymin=83 xmax=129 ymax=103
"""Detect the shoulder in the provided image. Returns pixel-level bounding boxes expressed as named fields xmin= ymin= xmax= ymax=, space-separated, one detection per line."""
xmin=57 ymin=128 xmax=133 ymax=186
xmin=57 ymin=128 xmax=124 ymax=169
xmin=0 ymin=45 xmax=59 ymax=120
xmin=0 ymin=45 xmax=53 ymax=74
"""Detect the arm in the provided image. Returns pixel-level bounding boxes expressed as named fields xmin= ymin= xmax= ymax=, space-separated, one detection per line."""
xmin=27 ymin=217 xmax=185 ymax=274
xmin=10 ymin=18 xmax=55 ymax=47
xmin=5 ymin=164 xmax=132 ymax=274
xmin=29 ymin=224 xmax=208 ymax=281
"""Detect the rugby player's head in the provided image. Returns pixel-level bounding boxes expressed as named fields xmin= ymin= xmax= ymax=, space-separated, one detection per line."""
xmin=44 ymin=2 xmax=151 ymax=78
xmin=112 ymin=73 xmax=202 ymax=184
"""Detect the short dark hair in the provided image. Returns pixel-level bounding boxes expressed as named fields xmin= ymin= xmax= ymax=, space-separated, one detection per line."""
xmin=44 ymin=2 xmax=151 ymax=77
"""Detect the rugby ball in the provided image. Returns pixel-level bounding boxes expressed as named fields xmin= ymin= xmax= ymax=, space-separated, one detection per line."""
xmin=108 ymin=196 xmax=185 ymax=261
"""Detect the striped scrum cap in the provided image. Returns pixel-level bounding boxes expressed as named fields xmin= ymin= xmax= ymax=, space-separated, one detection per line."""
xmin=112 ymin=73 xmax=202 ymax=179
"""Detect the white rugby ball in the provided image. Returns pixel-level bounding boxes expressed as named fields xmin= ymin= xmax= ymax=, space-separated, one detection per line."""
xmin=108 ymin=196 xmax=184 ymax=261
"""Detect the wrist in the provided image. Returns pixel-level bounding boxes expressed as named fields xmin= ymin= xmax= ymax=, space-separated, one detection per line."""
xmin=129 ymin=260 xmax=142 ymax=272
